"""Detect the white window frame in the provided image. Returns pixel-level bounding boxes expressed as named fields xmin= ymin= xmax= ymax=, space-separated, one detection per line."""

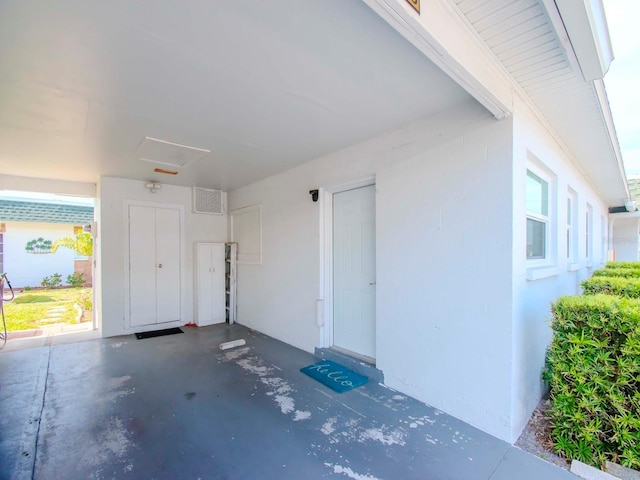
xmin=566 ymin=188 xmax=579 ymax=269
xmin=526 ymin=167 xmax=555 ymax=264
xmin=600 ymin=215 xmax=606 ymax=264
xmin=525 ymin=156 xmax=559 ymax=281
xmin=230 ymin=204 xmax=263 ymax=265
xmin=585 ymin=203 xmax=593 ymax=265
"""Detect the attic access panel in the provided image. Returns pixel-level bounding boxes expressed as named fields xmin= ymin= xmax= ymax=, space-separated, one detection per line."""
xmin=136 ymin=137 xmax=210 ymax=168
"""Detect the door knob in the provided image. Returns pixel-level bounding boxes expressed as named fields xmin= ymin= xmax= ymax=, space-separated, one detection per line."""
xmin=369 ymin=281 xmax=376 ymax=285
xmin=158 ymin=264 xmax=163 ymax=268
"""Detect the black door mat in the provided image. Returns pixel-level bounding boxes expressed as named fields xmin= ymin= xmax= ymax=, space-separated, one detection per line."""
xmin=135 ymin=327 xmax=183 ymax=340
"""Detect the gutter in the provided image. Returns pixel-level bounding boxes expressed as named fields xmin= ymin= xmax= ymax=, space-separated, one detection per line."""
xmin=553 ymin=0 xmax=614 ymax=81
xmin=543 ymin=0 xmax=629 ymax=205
xmin=593 ymin=79 xmax=630 ymax=202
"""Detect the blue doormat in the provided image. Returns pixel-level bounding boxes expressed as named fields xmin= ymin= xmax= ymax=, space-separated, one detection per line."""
xmin=300 ymin=360 xmax=368 ymax=393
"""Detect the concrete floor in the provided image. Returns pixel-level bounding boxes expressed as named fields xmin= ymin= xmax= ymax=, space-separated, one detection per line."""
xmin=2 ymin=323 xmax=100 ymax=352
xmin=0 ymin=324 xmax=578 ymax=480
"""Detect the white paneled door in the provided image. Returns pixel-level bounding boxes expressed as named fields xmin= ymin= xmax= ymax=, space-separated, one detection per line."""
xmin=129 ymin=205 xmax=181 ymax=327
xmin=333 ymin=184 xmax=376 ymax=359
xmin=196 ymin=243 xmax=226 ymax=326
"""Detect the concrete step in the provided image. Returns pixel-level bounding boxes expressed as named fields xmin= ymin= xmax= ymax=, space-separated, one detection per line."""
xmin=314 ymin=347 xmax=384 ymax=383
xmin=605 ymin=462 xmax=640 ymax=480
xmin=572 ymin=460 xmax=640 ymax=480
xmin=571 ymin=460 xmax=618 ymax=480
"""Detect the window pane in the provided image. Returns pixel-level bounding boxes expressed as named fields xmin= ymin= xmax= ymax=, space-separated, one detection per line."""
xmin=526 ymin=171 xmax=548 ymax=215
xmin=567 ymin=197 xmax=572 ymax=258
xmin=527 ymin=217 xmax=546 ymax=259
xmin=586 ymin=210 xmax=590 ymax=258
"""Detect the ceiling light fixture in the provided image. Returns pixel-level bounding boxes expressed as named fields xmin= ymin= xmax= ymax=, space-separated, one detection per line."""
xmin=145 ymin=182 xmax=161 ymax=193
xmin=625 ymin=200 xmax=637 ymax=212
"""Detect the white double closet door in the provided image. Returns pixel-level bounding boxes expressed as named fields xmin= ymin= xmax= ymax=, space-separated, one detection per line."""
xmin=128 ymin=205 xmax=181 ymax=327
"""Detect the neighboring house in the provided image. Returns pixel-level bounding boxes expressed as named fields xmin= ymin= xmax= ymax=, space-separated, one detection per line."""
xmin=0 ymin=0 xmax=632 ymax=445
xmin=609 ymin=175 xmax=640 ymax=261
xmin=0 ymin=199 xmax=94 ymax=288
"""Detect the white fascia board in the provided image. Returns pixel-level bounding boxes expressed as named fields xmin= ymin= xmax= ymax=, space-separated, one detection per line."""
xmin=541 ymin=0 xmax=626 ymax=204
xmin=361 ymin=0 xmax=514 ymax=120
xmin=0 ymin=174 xmax=97 ymax=197
xmin=554 ymin=0 xmax=614 ymax=81
xmin=593 ymin=78 xmax=631 ymax=201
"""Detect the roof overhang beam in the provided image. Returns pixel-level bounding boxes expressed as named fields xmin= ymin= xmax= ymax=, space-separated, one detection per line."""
xmin=361 ymin=0 xmax=514 ymax=120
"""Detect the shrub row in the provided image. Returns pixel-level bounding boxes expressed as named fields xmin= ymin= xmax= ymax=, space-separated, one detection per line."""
xmin=605 ymin=262 xmax=640 ymax=270
xmin=593 ymin=268 xmax=640 ymax=279
xmin=545 ymin=295 xmax=640 ymax=469
xmin=40 ymin=272 xmax=85 ymax=288
xmin=582 ymin=276 xmax=640 ymax=298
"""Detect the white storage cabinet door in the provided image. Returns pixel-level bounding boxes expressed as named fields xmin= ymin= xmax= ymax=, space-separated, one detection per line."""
xmin=196 ymin=243 xmax=225 ymax=326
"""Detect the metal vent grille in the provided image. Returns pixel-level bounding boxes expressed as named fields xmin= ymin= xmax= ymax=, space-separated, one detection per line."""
xmin=193 ymin=187 xmax=224 ymax=215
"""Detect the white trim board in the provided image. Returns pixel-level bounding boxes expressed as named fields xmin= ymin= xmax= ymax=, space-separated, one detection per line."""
xmin=230 ymin=204 xmax=263 ymax=265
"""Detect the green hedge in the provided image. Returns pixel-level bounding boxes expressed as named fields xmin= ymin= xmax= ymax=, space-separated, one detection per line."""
xmin=544 ymin=295 xmax=640 ymax=468
xmin=582 ymin=276 xmax=640 ymax=298
xmin=593 ymin=268 xmax=640 ymax=279
xmin=606 ymin=262 xmax=640 ymax=270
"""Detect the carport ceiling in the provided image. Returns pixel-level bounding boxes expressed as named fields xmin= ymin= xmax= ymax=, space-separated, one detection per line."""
xmin=0 ymin=0 xmax=471 ymax=191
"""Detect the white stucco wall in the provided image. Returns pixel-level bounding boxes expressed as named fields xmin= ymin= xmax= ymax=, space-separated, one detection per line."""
xmin=98 ymin=177 xmax=227 ymax=337
xmin=611 ymin=216 xmax=639 ymax=261
xmin=511 ymin=96 xmax=610 ymax=441
xmin=3 ymin=222 xmax=77 ymax=288
xmin=228 ymin=99 xmax=517 ymax=441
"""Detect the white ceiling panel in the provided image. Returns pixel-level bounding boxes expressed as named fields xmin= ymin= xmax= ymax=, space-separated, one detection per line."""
xmin=0 ymin=0 xmax=470 ymax=191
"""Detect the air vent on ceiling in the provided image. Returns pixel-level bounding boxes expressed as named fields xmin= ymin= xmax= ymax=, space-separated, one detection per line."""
xmin=193 ymin=187 xmax=225 ymax=215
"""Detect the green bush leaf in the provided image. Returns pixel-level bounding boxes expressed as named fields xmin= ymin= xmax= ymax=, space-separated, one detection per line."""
xmin=546 ymin=294 xmax=640 ymax=469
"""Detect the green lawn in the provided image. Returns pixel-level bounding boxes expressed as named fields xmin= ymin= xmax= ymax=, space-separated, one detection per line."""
xmin=2 ymin=287 xmax=92 ymax=332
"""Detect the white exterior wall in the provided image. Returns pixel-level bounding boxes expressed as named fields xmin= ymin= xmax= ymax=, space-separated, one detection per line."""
xmin=612 ymin=216 xmax=639 ymax=261
xmin=3 ymin=222 xmax=77 ymax=288
xmin=511 ymin=96 xmax=610 ymax=441
xmin=229 ymin=100 xmax=517 ymax=441
xmin=98 ymin=177 xmax=227 ymax=337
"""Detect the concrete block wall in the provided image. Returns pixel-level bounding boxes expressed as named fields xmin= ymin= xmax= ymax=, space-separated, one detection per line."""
xmin=228 ymin=99 xmax=518 ymax=441
xmin=97 ymin=177 xmax=227 ymax=337
xmin=510 ymin=96 xmax=612 ymax=441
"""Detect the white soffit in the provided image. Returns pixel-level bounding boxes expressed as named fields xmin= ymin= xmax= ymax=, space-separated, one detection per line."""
xmin=136 ymin=137 xmax=210 ymax=168
xmin=452 ymin=0 xmax=627 ymax=205
xmin=0 ymin=82 xmax=88 ymax=137
xmin=0 ymin=0 xmax=470 ymax=191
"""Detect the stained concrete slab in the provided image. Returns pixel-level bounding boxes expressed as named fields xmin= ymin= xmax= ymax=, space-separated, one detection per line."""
xmin=490 ymin=447 xmax=577 ymax=480
xmin=0 ymin=347 xmax=49 ymax=480
xmin=0 ymin=324 xmax=578 ymax=480
xmin=2 ymin=325 xmax=99 ymax=352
